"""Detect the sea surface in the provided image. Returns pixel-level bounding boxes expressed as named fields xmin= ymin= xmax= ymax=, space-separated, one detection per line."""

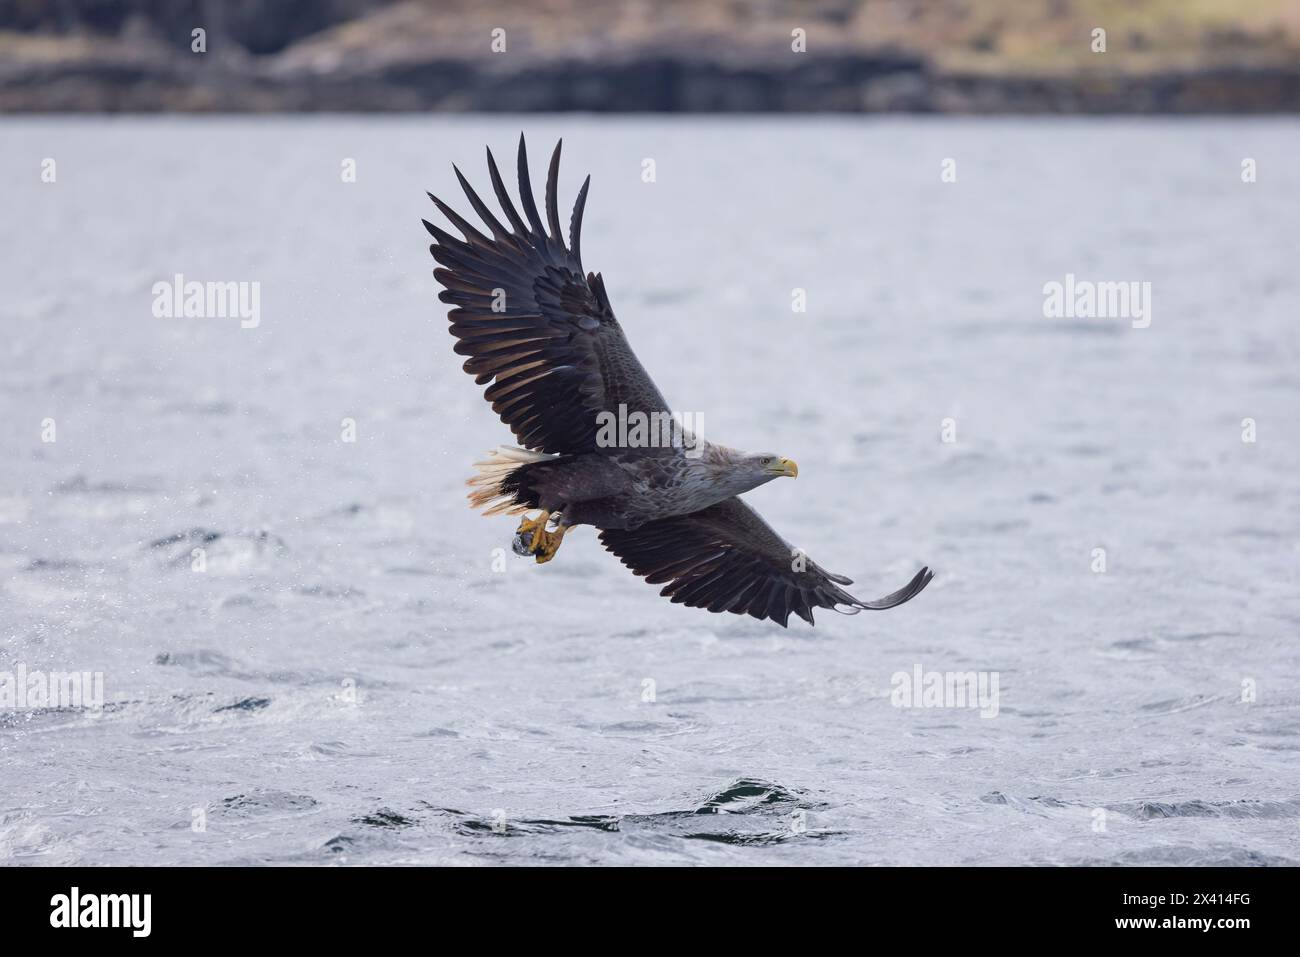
xmin=2 ymin=117 xmax=1298 ymax=865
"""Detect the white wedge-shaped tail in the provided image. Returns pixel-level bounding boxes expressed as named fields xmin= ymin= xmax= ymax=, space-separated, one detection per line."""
xmin=467 ymin=446 xmax=552 ymax=515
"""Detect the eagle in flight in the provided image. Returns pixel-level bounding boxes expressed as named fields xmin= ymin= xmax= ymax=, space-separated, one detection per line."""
xmin=424 ymin=135 xmax=932 ymax=627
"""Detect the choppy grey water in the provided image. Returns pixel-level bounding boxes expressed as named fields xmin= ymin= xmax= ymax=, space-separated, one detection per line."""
xmin=2 ymin=117 xmax=1298 ymax=866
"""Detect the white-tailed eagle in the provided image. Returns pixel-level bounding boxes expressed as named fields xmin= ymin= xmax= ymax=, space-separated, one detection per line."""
xmin=424 ymin=136 xmax=932 ymax=626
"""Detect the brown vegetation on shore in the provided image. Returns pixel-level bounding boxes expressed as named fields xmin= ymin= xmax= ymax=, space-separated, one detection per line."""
xmin=2 ymin=0 xmax=1297 ymax=112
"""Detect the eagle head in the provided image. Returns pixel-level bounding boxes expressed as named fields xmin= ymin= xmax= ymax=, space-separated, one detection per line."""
xmin=745 ymin=452 xmax=799 ymax=482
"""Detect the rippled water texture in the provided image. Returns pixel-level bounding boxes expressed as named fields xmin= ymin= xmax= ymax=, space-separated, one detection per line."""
xmin=2 ymin=117 xmax=1298 ymax=865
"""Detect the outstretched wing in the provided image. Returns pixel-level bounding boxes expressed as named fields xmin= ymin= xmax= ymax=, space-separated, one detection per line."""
xmin=425 ymin=135 xmax=670 ymax=455
xmin=599 ymin=498 xmax=933 ymax=627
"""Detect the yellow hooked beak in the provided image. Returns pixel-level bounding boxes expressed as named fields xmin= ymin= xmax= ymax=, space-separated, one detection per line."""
xmin=775 ymin=457 xmax=798 ymax=478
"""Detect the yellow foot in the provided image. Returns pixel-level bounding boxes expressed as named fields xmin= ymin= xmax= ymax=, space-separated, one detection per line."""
xmin=512 ymin=512 xmax=566 ymax=563
xmin=515 ymin=511 xmax=548 ymax=542
xmin=533 ymin=523 xmax=567 ymax=564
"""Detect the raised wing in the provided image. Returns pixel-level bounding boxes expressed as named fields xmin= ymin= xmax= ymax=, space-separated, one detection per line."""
xmin=425 ymin=135 xmax=670 ymax=455
xmin=599 ymin=497 xmax=933 ymax=627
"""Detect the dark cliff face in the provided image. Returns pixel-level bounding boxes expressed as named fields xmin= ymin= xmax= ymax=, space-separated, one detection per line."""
xmin=1 ymin=0 xmax=1298 ymax=112
xmin=0 ymin=0 xmax=396 ymax=54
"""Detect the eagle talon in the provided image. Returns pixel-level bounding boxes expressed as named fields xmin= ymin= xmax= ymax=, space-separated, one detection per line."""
xmin=514 ymin=512 xmax=566 ymax=563
xmin=532 ymin=527 xmax=565 ymax=563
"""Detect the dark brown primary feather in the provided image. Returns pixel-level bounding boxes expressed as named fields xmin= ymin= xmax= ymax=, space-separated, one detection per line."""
xmin=599 ymin=497 xmax=933 ymax=627
xmin=425 ymin=134 xmax=670 ymax=455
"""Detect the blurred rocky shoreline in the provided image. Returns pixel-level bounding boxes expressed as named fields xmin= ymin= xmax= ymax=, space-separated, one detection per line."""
xmin=2 ymin=0 xmax=1297 ymax=112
